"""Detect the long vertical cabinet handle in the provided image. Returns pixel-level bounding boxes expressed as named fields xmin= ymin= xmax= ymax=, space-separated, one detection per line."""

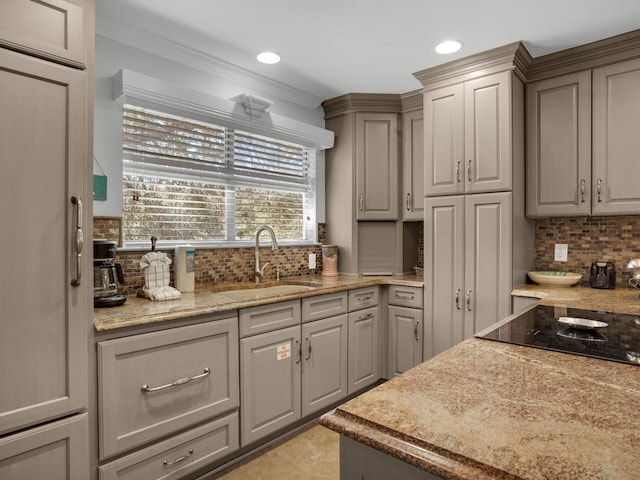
xmin=406 ymin=193 xmax=411 ymax=211
xmin=295 ymin=340 xmax=302 ymax=364
xmin=596 ymin=179 xmax=602 ymax=203
xmin=455 ymin=289 xmax=461 ymax=310
xmin=467 ymin=160 xmax=472 ymax=182
xmin=414 ymin=321 xmax=420 ymax=341
xmin=466 ymin=289 xmax=472 ymax=312
xmin=359 ymin=193 xmax=364 ymax=211
xmin=70 ymin=196 xmax=83 ymax=287
xmin=456 ymin=161 xmax=461 ymax=183
xmin=305 ymin=337 xmax=312 ymax=360
xmin=580 ymin=179 xmax=586 ymax=203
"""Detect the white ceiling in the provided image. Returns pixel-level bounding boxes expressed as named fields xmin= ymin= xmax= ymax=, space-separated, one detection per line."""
xmin=97 ymin=0 xmax=640 ymax=104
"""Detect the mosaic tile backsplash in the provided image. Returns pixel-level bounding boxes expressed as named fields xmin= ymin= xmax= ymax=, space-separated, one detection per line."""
xmin=535 ymin=215 xmax=640 ymax=288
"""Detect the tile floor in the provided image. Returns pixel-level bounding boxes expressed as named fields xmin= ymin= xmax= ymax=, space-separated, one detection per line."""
xmin=208 ymin=424 xmax=339 ymax=480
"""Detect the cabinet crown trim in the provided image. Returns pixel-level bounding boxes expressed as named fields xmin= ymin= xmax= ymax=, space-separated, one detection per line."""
xmin=413 ymin=41 xmax=532 ymax=90
xmin=322 ymin=93 xmax=402 ymax=119
xmin=400 ymin=90 xmax=423 ymax=112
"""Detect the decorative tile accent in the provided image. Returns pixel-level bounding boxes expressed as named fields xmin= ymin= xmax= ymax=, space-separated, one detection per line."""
xmin=535 ymin=216 xmax=640 ymax=287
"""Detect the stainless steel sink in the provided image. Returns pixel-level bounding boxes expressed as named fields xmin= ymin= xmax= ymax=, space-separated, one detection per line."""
xmin=209 ymin=281 xmax=318 ymax=300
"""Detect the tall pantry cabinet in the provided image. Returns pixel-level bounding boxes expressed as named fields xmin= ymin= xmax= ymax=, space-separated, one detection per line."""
xmin=0 ymin=1 xmax=94 ymax=478
xmin=415 ymin=43 xmax=535 ymax=359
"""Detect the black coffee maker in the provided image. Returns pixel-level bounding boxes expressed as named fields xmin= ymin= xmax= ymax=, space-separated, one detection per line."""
xmin=93 ymin=240 xmax=126 ymax=307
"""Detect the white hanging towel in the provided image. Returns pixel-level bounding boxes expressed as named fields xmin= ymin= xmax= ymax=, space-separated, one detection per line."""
xmin=140 ymin=251 xmax=182 ymax=301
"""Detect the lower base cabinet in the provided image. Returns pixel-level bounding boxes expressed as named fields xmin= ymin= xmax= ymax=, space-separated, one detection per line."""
xmin=388 ymin=305 xmax=423 ymax=376
xmin=0 ymin=414 xmax=88 ymax=480
xmin=348 ymin=306 xmax=380 ymax=394
xmin=98 ymin=413 xmax=239 ymax=480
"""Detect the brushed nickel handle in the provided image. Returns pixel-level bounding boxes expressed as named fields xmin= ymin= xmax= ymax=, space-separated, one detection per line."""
xmin=163 ymin=449 xmax=193 ymax=466
xmin=466 ymin=289 xmax=472 ymax=312
xmin=580 ymin=179 xmax=586 ymax=203
xmin=467 ymin=159 xmax=472 ymax=182
xmin=296 ymin=340 xmax=302 ymax=364
xmin=406 ymin=193 xmax=411 ymax=211
xmin=456 ymin=161 xmax=461 ymax=183
xmin=358 ymin=313 xmax=374 ymax=320
xmin=359 ymin=193 xmax=364 ymax=211
xmin=305 ymin=337 xmax=312 ymax=361
xmin=597 ymin=178 xmax=602 ymax=203
xmin=455 ymin=289 xmax=461 ymax=310
xmin=70 ymin=196 xmax=83 ymax=287
xmin=357 ymin=294 xmax=373 ymax=302
xmin=395 ymin=292 xmax=415 ymax=300
xmin=141 ymin=368 xmax=210 ymax=393
xmin=414 ymin=321 xmax=420 ymax=341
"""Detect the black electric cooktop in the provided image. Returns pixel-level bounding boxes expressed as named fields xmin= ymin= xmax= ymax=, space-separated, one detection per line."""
xmin=479 ymin=305 xmax=640 ymax=367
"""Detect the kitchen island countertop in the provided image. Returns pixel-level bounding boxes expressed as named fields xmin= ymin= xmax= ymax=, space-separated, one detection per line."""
xmin=321 ymin=284 xmax=640 ymax=479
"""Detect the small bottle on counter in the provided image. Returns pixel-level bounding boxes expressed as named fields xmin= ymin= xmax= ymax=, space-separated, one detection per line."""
xmin=174 ymin=245 xmax=195 ymax=292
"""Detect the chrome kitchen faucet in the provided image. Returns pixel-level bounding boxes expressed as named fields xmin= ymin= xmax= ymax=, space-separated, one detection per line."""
xmin=254 ymin=226 xmax=279 ymax=283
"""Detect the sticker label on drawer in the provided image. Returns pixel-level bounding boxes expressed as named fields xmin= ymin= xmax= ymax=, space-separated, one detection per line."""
xmin=277 ymin=343 xmax=291 ymax=360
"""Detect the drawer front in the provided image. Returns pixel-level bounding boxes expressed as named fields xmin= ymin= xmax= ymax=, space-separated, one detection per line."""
xmin=302 ymin=291 xmax=348 ymax=323
xmin=348 ymin=286 xmax=379 ymax=312
xmin=0 ymin=413 xmax=88 ymax=480
xmin=98 ymin=318 xmax=239 ymax=459
xmin=0 ymin=0 xmax=85 ymax=68
xmin=388 ymin=285 xmax=424 ymax=309
xmin=99 ymin=412 xmax=239 ymax=480
xmin=239 ymin=299 xmax=301 ymax=337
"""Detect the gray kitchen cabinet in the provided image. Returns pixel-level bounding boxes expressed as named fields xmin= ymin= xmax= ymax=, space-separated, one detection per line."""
xmin=356 ymin=112 xmax=399 ymax=220
xmin=98 ymin=317 xmax=239 ymax=459
xmin=423 ymin=71 xmax=512 ymax=196
xmin=0 ymin=4 xmax=92 ymax=477
xmin=387 ymin=285 xmax=424 ymax=377
xmin=98 ymin=412 xmax=239 ymax=480
xmin=301 ymin=291 xmax=348 ymax=323
xmin=239 ymin=299 xmax=301 ymax=337
xmin=592 ymin=57 xmax=640 ymax=215
xmin=240 ymin=325 xmax=302 ymax=446
xmin=424 ymin=193 xmax=512 ymax=358
xmin=526 ymin=71 xmax=592 ymax=216
xmin=348 ymin=305 xmax=380 ymax=394
xmin=402 ymin=107 xmax=425 ymax=221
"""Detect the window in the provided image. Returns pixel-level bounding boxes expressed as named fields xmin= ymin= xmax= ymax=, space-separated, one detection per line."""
xmin=122 ymin=105 xmax=315 ymax=246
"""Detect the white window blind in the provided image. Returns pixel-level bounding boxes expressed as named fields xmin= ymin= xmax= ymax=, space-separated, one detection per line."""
xmin=122 ymin=105 xmax=315 ymax=244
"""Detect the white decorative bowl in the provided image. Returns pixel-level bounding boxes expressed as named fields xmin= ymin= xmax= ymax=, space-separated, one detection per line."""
xmin=527 ymin=271 xmax=582 ymax=287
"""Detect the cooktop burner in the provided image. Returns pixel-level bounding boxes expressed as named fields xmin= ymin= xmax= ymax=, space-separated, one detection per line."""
xmin=479 ymin=305 xmax=640 ymax=366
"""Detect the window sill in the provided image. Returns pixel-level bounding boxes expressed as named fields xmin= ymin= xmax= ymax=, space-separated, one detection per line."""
xmin=118 ymin=240 xmax=320 ymax=252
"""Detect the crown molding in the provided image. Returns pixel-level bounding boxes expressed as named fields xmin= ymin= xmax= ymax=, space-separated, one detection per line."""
xmin=96 ymin=15 xmax=324 ymax=110
xmin=113 ymin=69 xmax=334 ymax=150
xmin=413 ymin=42 xmax=532 ymax=91
xmin=527 ymin=28 xmax=640 ymax=82
xmin=321 ymin=93 xmax=402 ymax=119
xmin=400 ymin=89 xmax=423 ymax=112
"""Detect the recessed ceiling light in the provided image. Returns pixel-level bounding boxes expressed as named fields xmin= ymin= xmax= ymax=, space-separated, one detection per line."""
xmin=435 ymin=40 xmax=462 ymax=55
xmin=257 ymin=51 xmax=281 ymax=64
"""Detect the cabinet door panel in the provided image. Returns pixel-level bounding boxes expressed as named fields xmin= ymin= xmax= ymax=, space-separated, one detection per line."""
xmin=0 ymin=48 xmax=86 ymax=435
xmin=356 ymin=112 xmax=398 ymax=220
xmin=424 ymin=84 xmax=464 ymax=196
xmin=526 ymin=72 xmax=591 ymax=216
xmin=388 ymin=306 xmax=423 ymax=377
xmin=402 ymin=109 xmax=425 ymax=220
xmin=464 ymin=193 xmax=512 ymax=337
xmin=302 ymin=315 xmax=348 ymax=417
xmin=240 ymin=326 xmax=301 ymax=446
xmin=593 ymin=58 xmax=640 ymax=215
xmin=465 ymin=72 xmax=511 ymax=193
xmin=348 ymin=307 xmax=380 ymax=394
xmin=423 ymin=197 xmax=465 ymax=359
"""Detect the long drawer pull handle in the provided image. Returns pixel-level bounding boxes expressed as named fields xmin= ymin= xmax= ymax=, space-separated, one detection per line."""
xmin=70 ymin=196 xmax=83 ymax=287
xmin=414 ymin=321 xmax=420 ymax=341
xmin=395 ymin=292 xmax=414 ymax=300
xmin=466 ymin=289 xmax=472 ymax=312
xmin=163 ymin=449 xmax=193 ymax=466
xmin=306 ymin=337 xmax=312 ymax=360
xmin=141 ymin=368 xmax=210 ymax=393
xmin=455 ymin=289 xmax=461 ymax=310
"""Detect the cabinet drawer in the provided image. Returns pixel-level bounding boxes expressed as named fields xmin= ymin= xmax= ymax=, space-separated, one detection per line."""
xmin=348 ymin=286 xmax=379 ymax=311
xmin=239 ymin=299 xmax=301 ymax=337
xmin=302 ymin=292 xmax=348 ymax=323
xmin=99 ymin=412 xmax=239 ymax=480
xmin=0 ymin=0 xmax=85 ymax=68
xmin=0 ymin=413 xmax=87 ymax=480
xmin=98 ymin=318 xmax=239 ymax=459
xmin=388 ymin=285 xmax=423 ymax=309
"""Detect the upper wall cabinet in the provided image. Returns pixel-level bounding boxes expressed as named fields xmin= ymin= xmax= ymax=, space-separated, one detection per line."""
xmin=401 ymin=102 xmax=425 ymax=221
xmin=0 ymin=0 xmax=85 ymax=69
xmin=423 ymin=71 xmax=512 ymax=196
xmin=355 ymin=112 xmax=399 ymax=220
xmin=526 ymin=71 xmax=592 ymax=216
xmin=592 ymin=57 xmax=640 ymax=215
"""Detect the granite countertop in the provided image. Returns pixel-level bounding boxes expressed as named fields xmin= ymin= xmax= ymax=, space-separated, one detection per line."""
xmin=321 ymin=284 xmax=640 ymax=480
xmin=94 ymin=274 xmax=424 ymax=331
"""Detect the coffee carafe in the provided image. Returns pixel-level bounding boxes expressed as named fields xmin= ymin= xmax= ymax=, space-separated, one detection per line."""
xmin=93 ymin=240 xmax=126 ymax=307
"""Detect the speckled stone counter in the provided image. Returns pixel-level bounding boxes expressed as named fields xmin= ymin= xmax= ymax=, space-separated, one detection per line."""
xmin=94 ymin=274 xmax=423 ymax=331
xmin=321 ymin=284 xmax=640 ymax=479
